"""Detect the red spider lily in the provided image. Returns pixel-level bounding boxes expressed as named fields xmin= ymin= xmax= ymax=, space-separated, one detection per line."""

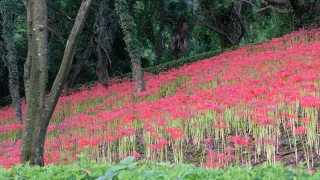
xmin=47 ymin=123 xmax=57 ymax=133
xmin=203 ymin=162 xmax=220 ymax=169
xmin=206 ymin=149 xmax=216 ymax=161
xmin=275 ymin=155 xmax=282 ymax=162
xmin=155 ymin=119 xmax=167 ymax=126
xmin=117 ymin=127 xmax=136 ymax=137
xmin=300 ymin=95 xmax=320 ymax=108
xmin=59 ymin=123 xmax=68 ymax=131
xmin=216 ymin=153 xmax=226 ymax=160
xmin=151 ymin=139 xmax=169 ymax=150
xmin=1 ymin=28 xmax=320 ymax=168
xmin=123 ymin=114 xmax=137 ymax=123
xmin=78 ymin=139 xmax=91 ymax=148
xmin=212 ymin=124 xmax=228 ymax=129
xmin=295 ymin=127 xmax=307 ymax=135
xmin=172 ymin=133 xmax=184 ymax=140
xmin=229 ymin=136 xmax=250 ymax=146
xmin=131 ymin=151 xmax=141 ymax=158
xmin=252 ymin=115 xmax=274 ymax=126
xmin=143 ymin=122 xmax=156 ymax=133
xmin=287 ymin=114 xmax=297 ymax=119
xmin=216 ymin=116 xmax=224 ymax=122
xmin=310 ymin=169 xmax=316 ymax=174
xmin=225 ymin=146 xmax=235 ymax=153
xmin=302 ymin=117 xmax=313 ymax=124
xmin=286 ymin=122 xmax=294 ymax=127
xmin=151 ymin=133 xmax=159 ymax=140
xmin=202 ymin=138 xmax=212 ymax=143
xmin=166 ymin=127 xmax=184 ymax=134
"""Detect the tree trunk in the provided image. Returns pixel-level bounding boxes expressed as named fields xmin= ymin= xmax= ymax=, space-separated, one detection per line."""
xmin=0 ymin=0 xmax=23 ymax=124
xmin=21 ymin=0 xmax=93 ymax=166
xmin=94 ymin=0 xmax=118 ymax=88
xmin=65 ymin=35 xmax=94 ymax=90
xmin=65 ymin=58 xmax=86 ymax=90
xmin=153 ymin=0 xmax=165 ymax=65
xmin=21 ymin=0 xmax=48 ymax=165
xmin=96 ymin=46 xmax=110 ymax=88
xmin=289 ymin=0 xmax=304 ymax=28
xmin=170 ymin=17 xmax=189 ymax=60
xmin=115 ymin=0 xmax=145 ymax=93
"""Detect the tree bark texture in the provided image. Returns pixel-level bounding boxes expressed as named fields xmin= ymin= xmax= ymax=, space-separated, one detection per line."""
xmin=0 ymin=0 xmax=23 ymax=124
xmin=94 ymin=0 xmax=118 ymax=88
xmin=115 ymin=0 xmax=145 ymax=93
xmin=21 ymin=0 xmax=48 ymax=165
xmin=170 ymin=17 xmax=189 ymax=60
xmin=96 ymin=46 xmax=110 ymax=88
xmin=21 ymin=0 xmax=93 ymax=166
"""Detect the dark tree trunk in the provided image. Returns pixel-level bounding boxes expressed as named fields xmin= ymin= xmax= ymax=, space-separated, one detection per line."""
xmin=289 ymin=0 xmax=304 ymax=28
xmin=170 ymin=17 xmax=189 ymax=60
xmin=153 ymin=0 xmax=165 ymax=65
xmin=115 ymin=0 xmax=145 ymax=93
xmin=96 ymin=46 xmax=110 ymax=88
xmin=65 ymin=35 xmax=94 ymax=90
xmin=94 ymin=0 xmax=118 ymax=88
xmin=65 ymin=59 xmax=86 ymax=90
xmin=0 ymin=0 xmax=23 ymax=124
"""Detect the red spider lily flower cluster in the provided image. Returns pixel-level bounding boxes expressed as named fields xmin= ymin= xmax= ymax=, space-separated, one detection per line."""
xmin=0 ymin=28 xmax=320 ymax=168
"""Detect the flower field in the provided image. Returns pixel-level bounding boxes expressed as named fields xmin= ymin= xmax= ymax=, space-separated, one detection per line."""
xmin=1 ymin=29 xmax=320 ymax=169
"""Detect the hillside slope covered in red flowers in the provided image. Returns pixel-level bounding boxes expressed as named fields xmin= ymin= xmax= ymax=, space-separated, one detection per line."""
xmin=1 ymin=29 xmax=320 ymax=169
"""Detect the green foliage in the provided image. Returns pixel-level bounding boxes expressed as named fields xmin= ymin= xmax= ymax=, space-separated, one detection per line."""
xmin=241 ymin=10 xmax=293 ymax=45
xmin=96 ymin=156 xmax=138 ymax=180
xmin=118 ymin=46 xmax=238 ymax=79
xmin=0 ymin=158 xmax=110 ymax=180
xmin=189 ymin=25 xmax=223 ymax=55
xmin=1 ymin=159 xmax=320 ymax=180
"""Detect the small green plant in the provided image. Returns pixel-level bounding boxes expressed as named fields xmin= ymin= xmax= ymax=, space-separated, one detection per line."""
xmin=96 ymin=156 xmax=138 ymax=180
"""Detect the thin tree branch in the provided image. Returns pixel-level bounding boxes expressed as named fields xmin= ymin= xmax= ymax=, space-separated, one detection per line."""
xmin=263 ymin=0 xmax=286 ymax=6
xmin=59 ymin=9 xmax=73 ymax=20
xmin=98 ymin=41 xmax=112 ymax=66
xmin=17 ymin=56 xmax=26 ymax=60
xmin=191 ymin=0 xmax=236 ymax=45
xmin=242 ymin=0 xmax=289 ymax=14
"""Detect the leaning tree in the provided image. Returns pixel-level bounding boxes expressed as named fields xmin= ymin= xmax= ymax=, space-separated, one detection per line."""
xmin=20 ymin=0 xmax=93 ymax=166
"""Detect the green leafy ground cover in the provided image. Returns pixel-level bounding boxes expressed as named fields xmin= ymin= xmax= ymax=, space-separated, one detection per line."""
xmin=0 ymin=156 xmax=318 ymax=180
